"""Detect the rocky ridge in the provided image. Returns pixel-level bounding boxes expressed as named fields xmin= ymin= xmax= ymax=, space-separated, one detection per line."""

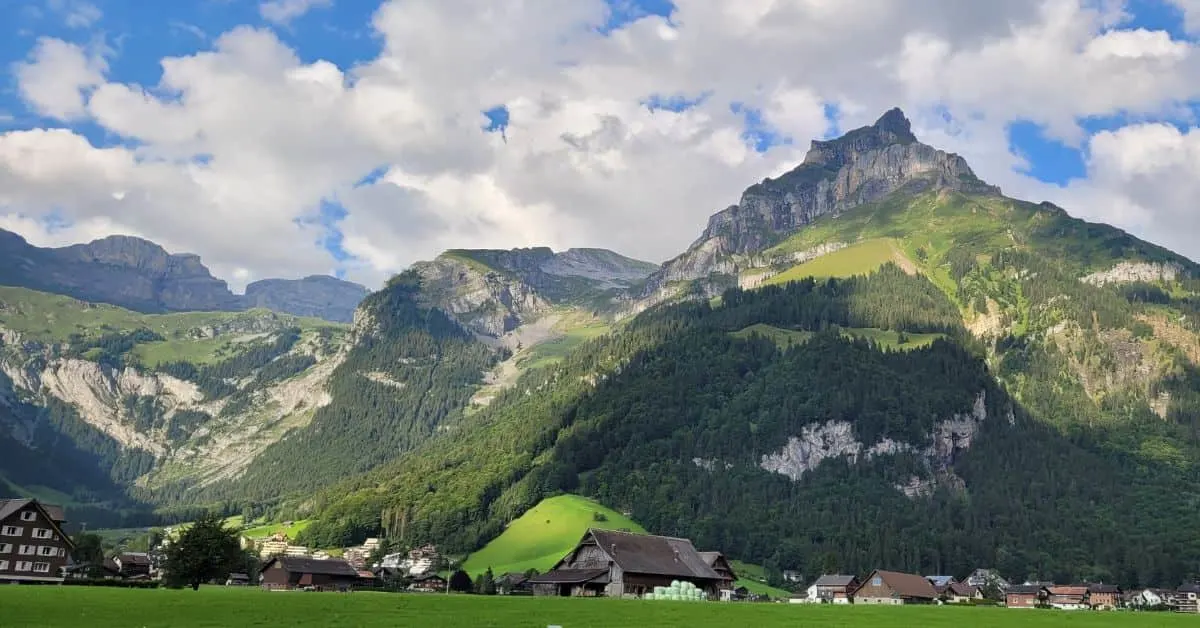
xmin=0 ymin=229 xmax=367 ymax=322
xmin=640 ymin=108 xmax=999 ymax=300
xmin=411 ymin=247 xmax=657 ymax=337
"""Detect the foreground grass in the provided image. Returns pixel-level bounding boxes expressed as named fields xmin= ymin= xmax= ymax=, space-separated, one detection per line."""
xmin=2 ymin=587 xmax=1192 ymax=628
xmin=462 ymin=494 xmax=644 ymax=577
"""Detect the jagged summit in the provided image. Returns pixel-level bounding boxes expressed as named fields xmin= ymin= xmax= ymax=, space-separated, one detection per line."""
xmin=640 ymin=108 xmax=1003 ymax=298
xmin=802 ymin=107 xmax=918 ymax=169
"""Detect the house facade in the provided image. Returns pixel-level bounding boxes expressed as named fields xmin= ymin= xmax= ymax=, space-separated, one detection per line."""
xmin=259 ymin=556 xmax=360 ymax=591
xmin=0 ymin=499 xmax=74 ymax=584
xmin=1177 ymin=584 xmax=1200 ymax=613
xmin=810 ymin=574 xmax=859 ymax=603
xmin=1047 ymin=585 xmax=1090 ymax=610
xmin=947 ymin=581 xmax=982 ymax=603
xmin=1005 ymin=584 xmax=1048 ymax=608
xmin=853 ymin=570 xmax=938 ymax=605
xmin=697 ymin=552 xmax=737 ymax=594
xmin=1088 ymin=584 xmax=1121 ymax=610
xmin=528 ymin=529 xmax=723 ymax=598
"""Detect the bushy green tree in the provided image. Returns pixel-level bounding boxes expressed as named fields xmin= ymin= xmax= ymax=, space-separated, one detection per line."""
xmin=163 ymin=512 xmax=242 ymax=590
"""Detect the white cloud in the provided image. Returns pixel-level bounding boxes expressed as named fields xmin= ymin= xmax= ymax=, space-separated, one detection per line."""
xmin=46 ymin=0 xmax=102 ymax=29
xmin=13 ymin=38 xmax=107 ymax=120
xmin=1169 ymin=0 xmax=1200 ymax=33
xmin=2 ymin=0 xmax=1199 ymax=291
xmin=259 ymin=0 xmax=334 ymax=26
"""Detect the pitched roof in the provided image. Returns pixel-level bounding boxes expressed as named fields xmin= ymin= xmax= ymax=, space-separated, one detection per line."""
xmin=584 ymin=529 xmax=721 ymax=580
xmin=813 ymin=575 xmax=857 ymax=587
xmin=117 ymin=553 xmax=152 ymax=566
xmin=527 ymin=568 xmax=610 ymax=585
xmin=0 ymin=499 xmax=73 ymax=549
xmin=867 ymin=570 xmax=938 ymax=599
xmin=948 ymin=582 xmax=979 ymax=596
xmin=1088 ymin=584 xmax=1120 ymax=593
xmin=261 ymin=556 xmax=359 ymax=577
xmin=1048 ymin=585 xmax=1089 ymax=597
xmin=1006 ymin=585 xmax=1047 ymax=595
xmin=925 ymin=575 xmax=955 ymax=587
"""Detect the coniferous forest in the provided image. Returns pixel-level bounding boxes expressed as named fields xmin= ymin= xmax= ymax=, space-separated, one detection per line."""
xmin=292 ymin=267 xmax=1200 ymax=587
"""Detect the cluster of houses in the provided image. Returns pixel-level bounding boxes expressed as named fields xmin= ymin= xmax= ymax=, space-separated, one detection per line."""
xmin=6 ymin=497 xmax=1200 ymax=614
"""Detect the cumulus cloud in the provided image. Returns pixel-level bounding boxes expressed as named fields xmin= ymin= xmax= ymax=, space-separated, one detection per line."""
xmin=1 ymin=0 xmax=1198 ymax=291
xmin=259 ymin=0 xmax=334 ymax=26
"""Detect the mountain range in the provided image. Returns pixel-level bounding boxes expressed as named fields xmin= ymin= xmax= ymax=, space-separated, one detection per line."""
xmin=0 ymin=229 xmax=369 ymax=323
xmin=2 ymin=108 xmax=1199 ymax=586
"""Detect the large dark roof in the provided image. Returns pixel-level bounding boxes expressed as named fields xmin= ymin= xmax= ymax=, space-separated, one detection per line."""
xmin=0 ymin=499 xmax=65 ymax=523
xmin=1007 ymin=585 xmax=1047 ymax=595
xmin=586 ymin=529 xmax=721 ymax=580
xmin=948 ymin=582 xmax=979 ymax=596
xmin=813 ymin=575 xmax=857 ymax=587
xmin=262 ymin=556 xmax=358 ymax=577
xmin=1089 ymin=584 xmax=1120 ymax=593
xmin=118 ymin=553 xmax=152 ymax=566
xmin=869 ymin=570 xmax=938 ymax=599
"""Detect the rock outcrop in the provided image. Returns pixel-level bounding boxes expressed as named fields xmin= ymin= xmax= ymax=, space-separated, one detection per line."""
xmin=0 ymin=229 xmax=367 ymax=322
xmin=411 ymin=247 xmax=657 ymax=337
xmin=759 ymin=391 xmax=997 ymax=497
xmin=642 ymin=108 xmax=1000 ymax=297
xmin=1081 ymin=261 xmax=1185 ymax=286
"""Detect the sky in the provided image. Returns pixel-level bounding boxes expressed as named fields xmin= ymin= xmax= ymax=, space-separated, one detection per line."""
xmin=1 ymin=0 xmax=1199 ymax=291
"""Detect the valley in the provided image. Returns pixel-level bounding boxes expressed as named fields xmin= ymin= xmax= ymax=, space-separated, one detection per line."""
xmin=5 ymin=108 xmax=1200 ymax=590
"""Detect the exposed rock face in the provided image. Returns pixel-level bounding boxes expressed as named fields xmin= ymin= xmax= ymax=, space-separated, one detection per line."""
xmin=760 ymin=391 xmax=995 ymax=496
xmin=0 ymin=322 xmax=346 ymax=487
xmin=0 ymin=228 xmax=367 ymax=322
xmin=412 ymin=254 xmax=552 ymax=337
xmin=411 ymin=247 xmax=657 ymax=337
xmin=244 ymin=275 xmax=369 ymax=323
xmin=642 ymin=108 xmax=1000 ymax=297
xmin=1081 ymin=261 xmax=1185 ymax=286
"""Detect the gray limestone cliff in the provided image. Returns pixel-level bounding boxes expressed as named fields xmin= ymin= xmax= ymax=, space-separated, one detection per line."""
xmin=642 ymin=108 xmax=1000 ymax=297
xmin=411 ymin=247 xmax=657 ymax=337
xmin=244 ymin=275 xmax=369 ymax=324
xmin=0 ymin=229 xmax=367 ymax=322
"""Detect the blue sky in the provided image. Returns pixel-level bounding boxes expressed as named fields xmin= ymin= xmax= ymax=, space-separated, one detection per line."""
xmin=1 ymin=0 xmax=1198 ymax=283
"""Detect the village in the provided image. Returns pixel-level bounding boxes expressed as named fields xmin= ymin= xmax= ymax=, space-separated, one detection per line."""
xmin=3 ymin=498 xmax=1199 ymax=615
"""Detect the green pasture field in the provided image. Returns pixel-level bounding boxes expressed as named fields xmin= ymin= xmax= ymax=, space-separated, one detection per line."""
xmin=1 ymin=586 xmax=1191 ymax=628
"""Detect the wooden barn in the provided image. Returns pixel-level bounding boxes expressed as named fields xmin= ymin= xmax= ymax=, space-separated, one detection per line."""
xmin=527 ymin=529 xmax=724 ymax=598
xmin=259 ymin=556 xmax=360 ymax=591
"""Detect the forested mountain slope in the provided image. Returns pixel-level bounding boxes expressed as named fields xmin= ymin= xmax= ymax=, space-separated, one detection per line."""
xmin=290 ymin=109 xmax=1200 ymax=587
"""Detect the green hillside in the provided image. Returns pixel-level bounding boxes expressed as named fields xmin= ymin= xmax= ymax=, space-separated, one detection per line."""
xmin=461 ymin=494 xmax=644 ymax=576
xmin=762 ymin=238 xmax=908 ymax=286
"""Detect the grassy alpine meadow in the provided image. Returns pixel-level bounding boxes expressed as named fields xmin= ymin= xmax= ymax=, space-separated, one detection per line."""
xmin=2 ymin=587 xmax=1193 ymax=628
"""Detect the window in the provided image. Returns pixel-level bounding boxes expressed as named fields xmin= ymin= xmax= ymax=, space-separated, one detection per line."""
xmin=0 ymin=560 xmax=7 ymax=570
xmin=19 ymin=545 xmax=35 ymax=556
xmin=15 ymin=561 xmax=32 ymax=572
xmin=20 ymin=511 xmax=36 ymax=522
xmin=39 ymin=546 xmax=56 ymax=556
xmin=1 ymin=526 xmax=21 ymax=536
xmin=32 ymin=528 xmax=51 ymax=539
xmin=872 ymin=576 xmax=882 ymax=586
xmin=32 ymin=562 xmax=50 ymax=573
xmin=0 ymin=543 xmax=10 ymax=553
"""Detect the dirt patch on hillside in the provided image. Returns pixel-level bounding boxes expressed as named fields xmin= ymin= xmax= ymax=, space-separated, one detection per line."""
xmin=888 ymin=240 xmax=918 ymax=275
xmin=1138 ymin=313 xmax=1200 ymax=365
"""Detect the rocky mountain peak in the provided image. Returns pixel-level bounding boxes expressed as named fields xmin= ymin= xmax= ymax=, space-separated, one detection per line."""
xmin=801 ymin=107 xmax=917 ymax=170
xmin=641 ymin=108 xmax=1003 ymax=298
